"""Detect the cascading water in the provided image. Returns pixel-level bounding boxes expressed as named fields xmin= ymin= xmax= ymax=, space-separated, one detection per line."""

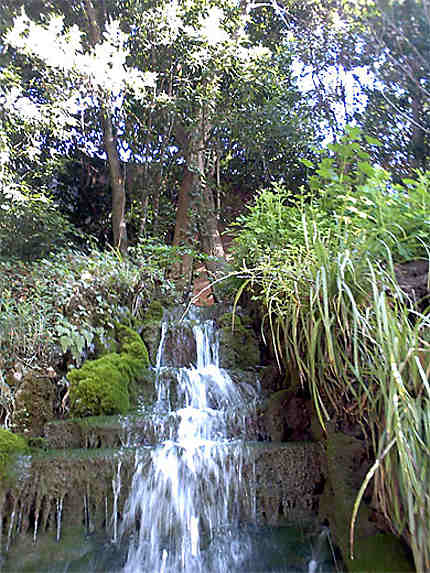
xmin=1 ymin=305 xmax=340 ymax=573
xmin=120 ymin=310 xmax=256 ymax=573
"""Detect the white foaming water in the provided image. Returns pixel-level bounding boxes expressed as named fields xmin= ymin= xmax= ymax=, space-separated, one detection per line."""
xmin=120 ymin=311 xmax=256 ymax=573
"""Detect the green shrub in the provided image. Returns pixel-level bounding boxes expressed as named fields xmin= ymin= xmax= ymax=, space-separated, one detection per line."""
xmin=230 ymin=129 xmax=430 ymax=571
xmin=0 ymin=246 xmax=170 ymax=371
xmin=230 ymin=127 xmax=430 ymax=268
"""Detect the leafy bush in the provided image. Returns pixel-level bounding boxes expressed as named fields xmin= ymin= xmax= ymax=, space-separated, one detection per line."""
xmin=230 ymin=127 xmax=430 ymax=268
xmin=0 ymin=195 xmax=77 ymax=260
xmin=0 ymin=245 xmax=175 ymax=373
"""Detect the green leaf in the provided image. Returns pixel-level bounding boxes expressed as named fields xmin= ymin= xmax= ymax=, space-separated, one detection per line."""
xmin=299 ymin=158 xmax=314 ymax=168
xmin=364 ymin=135 xmax=382 ymax=147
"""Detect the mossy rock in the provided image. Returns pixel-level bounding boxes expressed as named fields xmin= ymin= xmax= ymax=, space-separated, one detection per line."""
xmin=263 ymin=389 xmax=292 ymax=441
xmin=217 ymin=312 xmax=252 ymax=330
xmin=116 ymin=323 xmax=149 ymax=363
xmin=140 ymin=320 xmax=162 ymax=365
xmin=93 ymin=329 xmax=118 ymax=356
xmin=262 ymin=389 xmax=312 ymax=442
xmin=11 ymin=373 xmax=55 ymax=437
xmin=217 ymin=313 xmax=260 ymax=369
xmin=68 ymin=355 xmax=130 ymax=417
xmin=347 ymin=533 xmax=414 ymax=573
xmin=68 ymin=326 xmax=151 ymax=417
xmin=320 ymin=432 xmax=375 ymax=555
xmin=138 ymin=301 xmax=166 ymax=364
xmin=318 ymin=431 xmax=415 ymax=572
xmin=0 ymin=428 xmax=29 ymax=478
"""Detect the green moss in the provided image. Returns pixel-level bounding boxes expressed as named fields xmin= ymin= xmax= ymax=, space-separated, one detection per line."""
xmin=217 ymin=312 xmax=243 ymax=329
xmin=69 ymin=356 xmax=129 ymax=417
xmin=140 ymin=302 xmax=165 ymax=365
xmin=116 ymin=323 xmax=149 ymax=363
xmin=0 ymin=428 xmax=29 ymax=478
xmin=320 ymin=431 xmax=414 ymax=572
xmin=68 ymin=326 xmax=151 ymax=418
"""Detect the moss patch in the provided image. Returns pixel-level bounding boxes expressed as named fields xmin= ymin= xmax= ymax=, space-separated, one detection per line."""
xmin=320 ymin=431 xmax=414 ymax=572
xmin=139 ymin=301 xmax=165 ymax=364
xmin=217 ymin=312 xmax=260 ymax=369
xmin=0 ymin=428 xmax=29 ymax=478
xmin=68 ymin=325 xmax=151 ymax=417
xmin=116 ymin=323 xmax=149 ymax=363
xmin=144 ymin=300 xmax=164 ymax=322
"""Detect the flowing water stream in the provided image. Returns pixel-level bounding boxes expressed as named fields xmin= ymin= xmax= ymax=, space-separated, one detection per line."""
xmin=2 ymin=306 xmax=339 ymax=572
xmin=120 ymin=310 xmax=256 ymax=572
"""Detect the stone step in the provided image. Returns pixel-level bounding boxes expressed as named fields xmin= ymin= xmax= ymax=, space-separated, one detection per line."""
xmin=44 ymin=369 xmax=262 ymax=450
xmin=1 ymin=441 xmax=323 ymax=547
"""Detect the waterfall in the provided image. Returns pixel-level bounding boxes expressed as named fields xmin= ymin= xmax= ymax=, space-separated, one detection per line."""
xmin=120 ymin=309 xmax=256 ymax=573
xmin=0 ymin=305 xmax=336 ymax=572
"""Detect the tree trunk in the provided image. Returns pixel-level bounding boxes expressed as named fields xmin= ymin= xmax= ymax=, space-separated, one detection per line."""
xmin=171 ymin=165 xmax=195 ymax=296
xmin=197 ymin=148 xmax=225 ymax=265
xmin=195 ymin=116 xmax=226 ymax=288
xmin=83 ymin=0 xmax=128 ymax=254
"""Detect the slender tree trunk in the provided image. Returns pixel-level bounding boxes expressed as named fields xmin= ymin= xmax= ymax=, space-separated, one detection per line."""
xmin=83 ymin=0 xmax=128 ymax=254
xmin=197 ymin=149 xmax=225 ymax=263
xmin=171 ymin=166 xmax=195 ymax=296
xmin=195 ymin=115 xmax=225 ymax=286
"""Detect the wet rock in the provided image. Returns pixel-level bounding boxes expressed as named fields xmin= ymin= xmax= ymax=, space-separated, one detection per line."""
xmin=319 ymin=430 xmax=414 ymax=572
xmin=247 ymin=442 xmax=324 ymax=524
xmin=395 ymin=259 xmax=429 ymax=310
xmin=262 ymin=389 xmax=312 ymax=442
xmin=217 ymin=314 xmax=261 ymax=369
xmin=11 ymin=373 xmax=55 ymax=437
xmin=256 ymin=364 xmax=284 ymax=395
xmin=161 ymin=323 xmax=197 ymax=367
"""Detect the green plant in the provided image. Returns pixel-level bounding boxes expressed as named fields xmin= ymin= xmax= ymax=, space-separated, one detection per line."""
xmin=230 ymin=127 xmax=430 ymax=269
xmin=0 ymin=244 xmax=175 ymax=372
xmin=230 ymin=132 xmax=430 ymax=571
xmin=0 ymin=195 xmax=77 ymax=260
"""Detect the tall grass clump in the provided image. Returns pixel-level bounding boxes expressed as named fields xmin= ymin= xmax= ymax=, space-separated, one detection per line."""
xmin=230 ymin=127 xmax=430 ymax=571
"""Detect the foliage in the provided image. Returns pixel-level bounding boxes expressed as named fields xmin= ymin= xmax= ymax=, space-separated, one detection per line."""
xmin=0 ymin=244 xmax=178 ymax=374
xmin=231 ymin=129 xmax=430 ymax=267
xmin=231 ymin=137 xmax=430 ymax=571
xmin=0 ymin=195 xmax=77 ymax=260
xmin=0 ymin=428 xmax=28 ymax=478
